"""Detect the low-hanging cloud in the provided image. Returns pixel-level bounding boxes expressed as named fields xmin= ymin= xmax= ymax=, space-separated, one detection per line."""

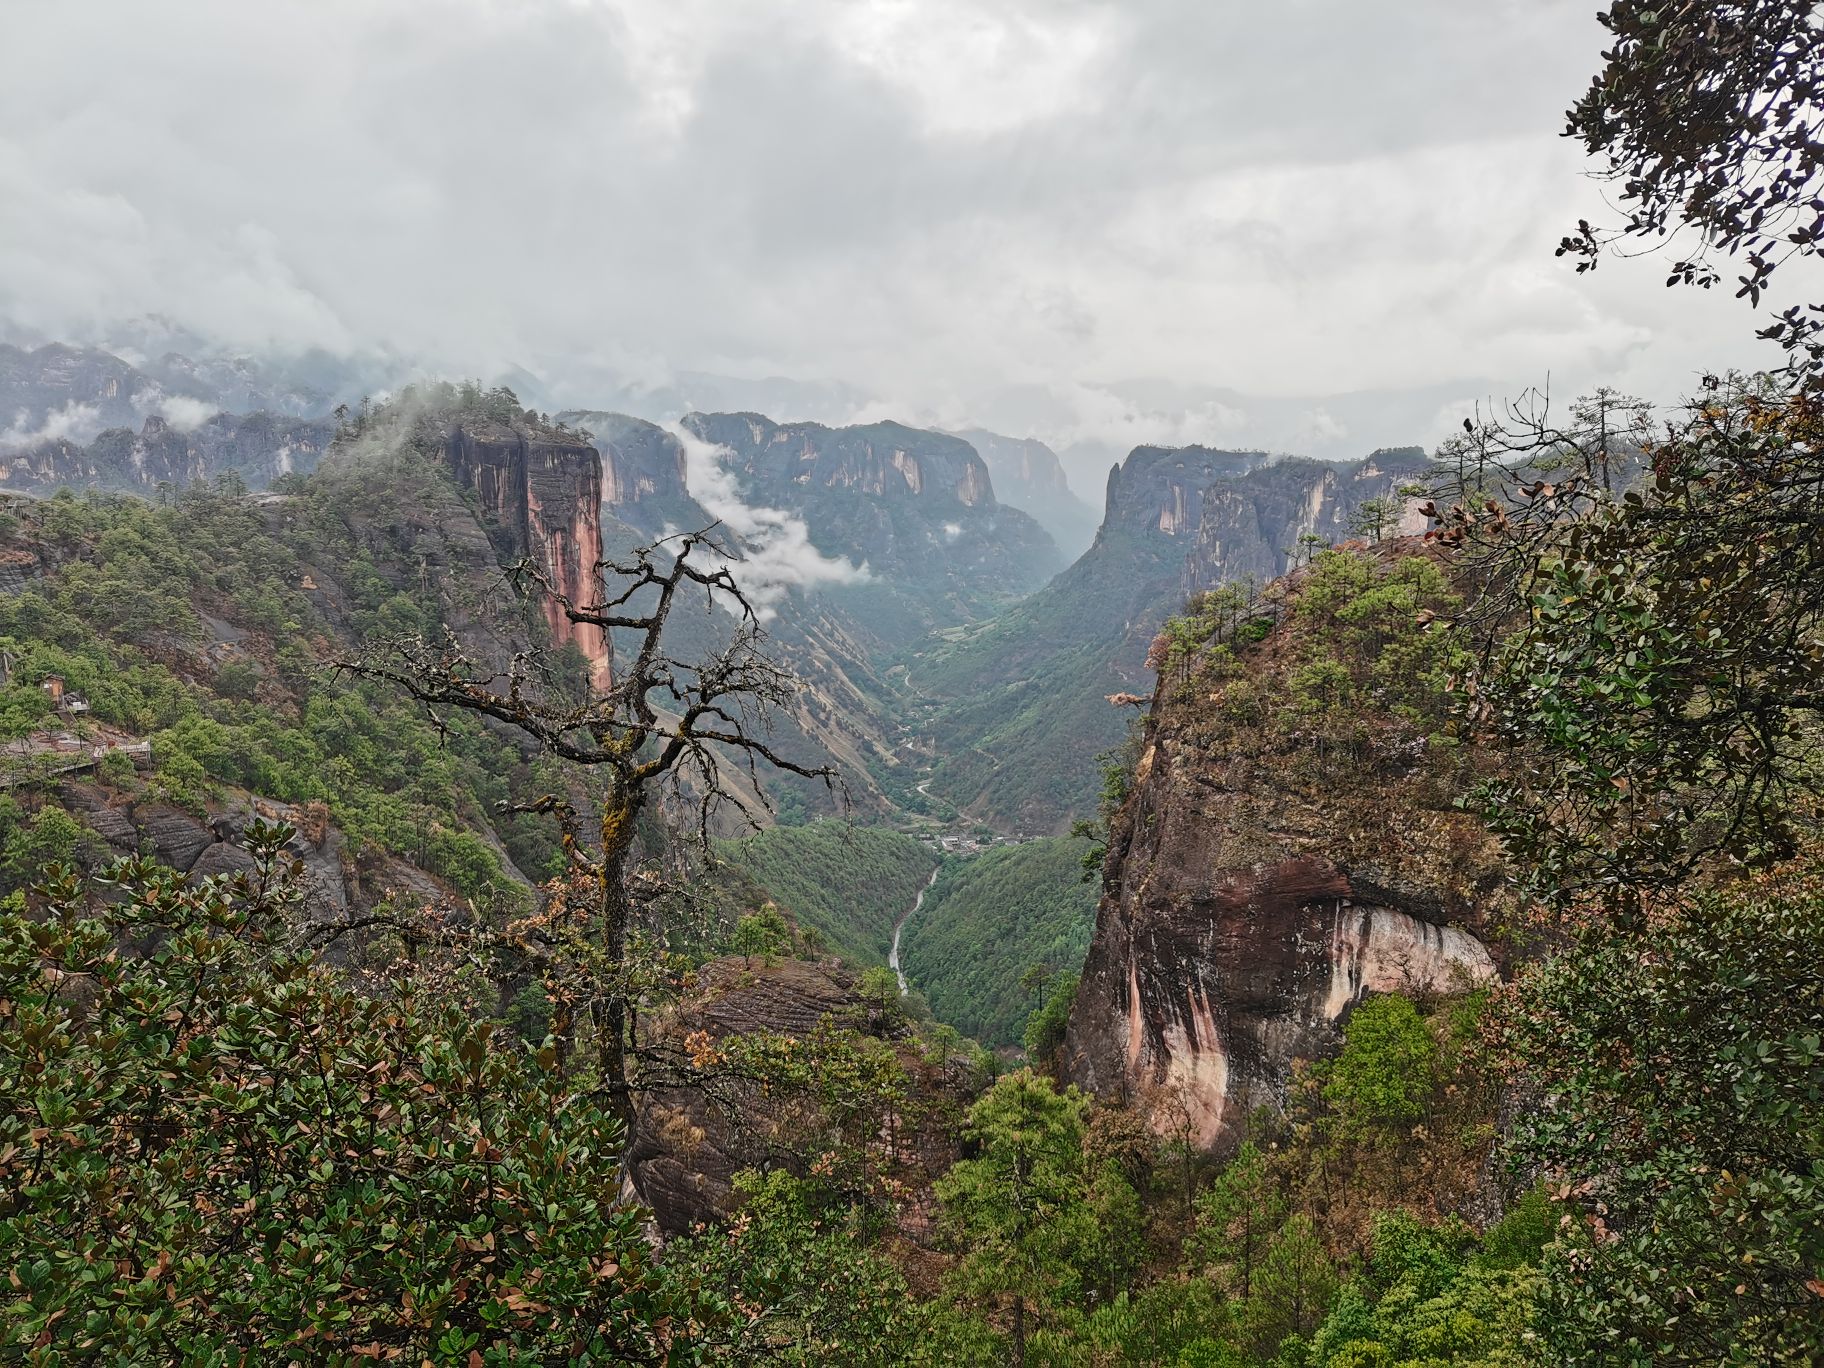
xmin=667 ymin=423 xmax=868 ymax=617
xmin=0 ymin=400 xmax=104 ymax=453
xmin=0 ymin=0 xmax=1778 ymax=460
xmin=131 ymin=389 xmax=218 ymax=432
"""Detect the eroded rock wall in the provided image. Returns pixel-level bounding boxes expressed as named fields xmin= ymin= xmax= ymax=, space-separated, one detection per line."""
xmin=1061 ymin=545 xmax=1501 ymax=1150
xmin=685 ymin=412 xmax=997 ymax=508
xmin=442 ymin=421 xmax=612 ymax=690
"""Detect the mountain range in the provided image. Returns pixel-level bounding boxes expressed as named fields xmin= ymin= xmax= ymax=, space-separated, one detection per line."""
xmin=1 ymin=336 xmax=1441 ymax=835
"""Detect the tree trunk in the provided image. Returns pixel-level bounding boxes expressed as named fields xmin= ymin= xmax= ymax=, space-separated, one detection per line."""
xmin=1011 ymin=1295 xmax=1026 ymax=1368
xmin=598 ymin=851 xmax=633 ymax=1128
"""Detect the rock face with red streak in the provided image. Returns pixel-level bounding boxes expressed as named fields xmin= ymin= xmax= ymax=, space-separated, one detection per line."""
xmin=1061 ymin=547 xmax=1502 ymax=1151
xmin=440 ymin=418 xmax=612 ymax=690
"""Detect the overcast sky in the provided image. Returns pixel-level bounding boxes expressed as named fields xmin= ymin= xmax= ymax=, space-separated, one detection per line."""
xmin=0 ymin=0 xmax=1779 ymax=476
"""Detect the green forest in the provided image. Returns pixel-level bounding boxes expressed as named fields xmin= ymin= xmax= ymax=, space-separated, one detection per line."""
xmin=712 ymin=822 xmax=937 ymax=965
xmin=898 ymin=836 xmax=1098 ymax=1046
xmin=5 ymin=4 xmax=1824 ymax=1364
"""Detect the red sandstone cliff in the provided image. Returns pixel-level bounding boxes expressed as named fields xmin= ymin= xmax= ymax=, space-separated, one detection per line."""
xmin=440 ymin=418 xmax=612 ymax=690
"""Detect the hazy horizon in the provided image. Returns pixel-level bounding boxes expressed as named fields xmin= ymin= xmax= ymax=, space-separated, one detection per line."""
xmin=1 ymin=0 xmax=1784 ymax=489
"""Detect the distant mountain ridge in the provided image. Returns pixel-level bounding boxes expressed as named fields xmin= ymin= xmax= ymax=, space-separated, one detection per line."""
xmin=0 ymin=411 xmax=335 ymax=494
xmin=0 ymin=342 xmax=338 ymax=440
xmin=908 ymin=443 xmax=1437 ymax=830
xmin=951 ymin=427 xmax=1100 ymax=559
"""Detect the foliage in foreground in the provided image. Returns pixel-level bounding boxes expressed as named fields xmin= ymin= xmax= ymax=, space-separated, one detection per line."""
xmin=664 ymin=1170 xmax=990 ymax=1366
xmin=0 ymin=828 xmax=710 ymax=1364
xmin=1501 ymin=867 xmax=1824 ymax=1365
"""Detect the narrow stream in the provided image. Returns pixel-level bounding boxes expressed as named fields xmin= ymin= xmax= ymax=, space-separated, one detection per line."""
xmin=889 ymin=867 xmax=941 ymax=995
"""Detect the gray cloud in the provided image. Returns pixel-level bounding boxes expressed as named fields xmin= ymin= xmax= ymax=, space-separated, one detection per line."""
xmin=0 ymin=0 xmax=1778 ymax=484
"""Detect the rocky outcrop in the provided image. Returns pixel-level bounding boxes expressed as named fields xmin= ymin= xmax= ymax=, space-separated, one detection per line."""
xmin=1098 ymin=444 xmax=1432 ymax=574
xmin=1065 ymin=845 xmax=1496 ymax=1150
xmin=629 ymin=956 xmax=972 ymax=1234
xmin=553 ymin=411 xmax=694 ymax=531
xmin=1061 ymin=544 xmax=1502 ymax=1149
xmin=53 ymin=783 xmax=355 ymax=919
xmin=439 ymin=418 xmax=612 ymax=690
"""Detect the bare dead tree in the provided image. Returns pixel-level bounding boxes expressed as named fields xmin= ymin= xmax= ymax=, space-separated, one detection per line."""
xmin=341 ymin=526 xmax=837 ymax=1122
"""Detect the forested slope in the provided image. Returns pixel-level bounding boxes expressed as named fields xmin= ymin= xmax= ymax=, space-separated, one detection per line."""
xmin=898 ymin=835 xmax=1098 ymax=1046
xmin=712 ymin=821 xmax=937 ymax=965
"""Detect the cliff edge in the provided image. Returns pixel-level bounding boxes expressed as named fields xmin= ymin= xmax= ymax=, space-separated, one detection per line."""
xmin=1062 ymin=539 xmax=1506 ymax=1149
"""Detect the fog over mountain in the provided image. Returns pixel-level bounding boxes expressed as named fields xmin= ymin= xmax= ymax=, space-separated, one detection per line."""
xmin=0 ymin=0 xmax=1778 ymax=492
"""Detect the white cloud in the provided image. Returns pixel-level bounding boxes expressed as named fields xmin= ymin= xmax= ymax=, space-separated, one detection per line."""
xmin=130 ymin=388 xmax=218 ymax=431
xmin=0 ymin=401 xmax=103 ymax=452
xmin=152 ymin=393 xmax=217 ymax=431
xmin=667 ymin=423 xmax=868 ymax=616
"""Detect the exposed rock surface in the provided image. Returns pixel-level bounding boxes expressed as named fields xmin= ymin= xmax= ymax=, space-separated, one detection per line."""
xmin=952 ymin=427 xmax=1100 ymax=559
xmin=52 ymin=783 xmax=360 ymax=919
xmin=1061 ymin=545 xmax=1501 ymax=1150
xmin=553 ymin=410 xmax=700 ymax=533
xmin=687 ymin=412 xmax=996 ymax=508
xmin=438 ymin=417 xmax=612 ymax=689
xmin=680 ymin=412 xmax=1062 ymax=632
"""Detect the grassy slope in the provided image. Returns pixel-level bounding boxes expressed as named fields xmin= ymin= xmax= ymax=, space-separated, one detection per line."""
xmin=898 ymin=835 xmax=1099 ymax=1047
xmin=713 ymin=821 xmax=938 ymax=966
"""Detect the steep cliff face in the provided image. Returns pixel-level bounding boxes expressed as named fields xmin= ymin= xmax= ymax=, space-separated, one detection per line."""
xmin=679 ymin=411 xmax=1063 ymax=654
xmin=554 ymin=410 xmax=697 ymax=533
xmin=1061 ymin=543 xmax=1502 ymax=1149
xmin=687 ymin=412 xmax=995 ymax=508
xmin=0 ymin=412 xmax=334 ymax=493
xmin=913 ymin=445 xmax=1438 ymax=830
xmin=953 ymin=427 xmax=1101 ymax=559
xmin=440 ymin=418 xmax=612 ymax=690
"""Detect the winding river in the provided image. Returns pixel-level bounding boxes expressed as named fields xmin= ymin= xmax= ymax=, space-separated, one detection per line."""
xmin=888 ymin=867 xmax=941 ymax=995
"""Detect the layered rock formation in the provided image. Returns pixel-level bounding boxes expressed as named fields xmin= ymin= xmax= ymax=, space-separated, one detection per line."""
xmin=1061 ymin=543 xmax=1502 ymax=1150
xmin=439 ymin=417 xmax=612 ymax=690
xmin=678 ymin=412 xmax=1063 ymax=657
xmin=687 ymin=413 xmax=995 ymax=508
xmin=554 ymin=410 xmax=698 ymax=533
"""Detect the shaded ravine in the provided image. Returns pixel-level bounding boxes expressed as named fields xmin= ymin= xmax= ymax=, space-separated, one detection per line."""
xmin=889 ymin=867 xmax=942 ymax=995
